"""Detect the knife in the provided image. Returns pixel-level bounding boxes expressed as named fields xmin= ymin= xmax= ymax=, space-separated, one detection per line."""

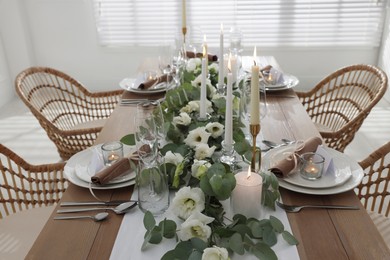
xmin=60 ymin=200 xmax=136 ymax=207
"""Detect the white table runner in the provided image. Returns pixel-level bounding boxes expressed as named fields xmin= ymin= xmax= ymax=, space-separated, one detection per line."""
xmin=110 ymin=190 xmax=299 ymax=260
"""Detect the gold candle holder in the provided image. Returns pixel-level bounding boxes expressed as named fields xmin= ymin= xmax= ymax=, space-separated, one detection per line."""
xmin=250 ymin=124 xmax=261 ymax=172
xmin=182 ymin=27 xmax=187 ymax=43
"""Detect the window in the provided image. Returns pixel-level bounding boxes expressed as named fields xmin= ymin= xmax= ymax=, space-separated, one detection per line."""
xmin=92 ymin=0 xmax=387 ymax=48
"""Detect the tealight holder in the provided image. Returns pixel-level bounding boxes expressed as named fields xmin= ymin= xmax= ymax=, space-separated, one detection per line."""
xmin=220 ymin=140 xmax=236 ymax=167
xmin=101 ymin=141 xmax=123 ymax=166
xmin=299 ymin=152 xmax=325 ymax=180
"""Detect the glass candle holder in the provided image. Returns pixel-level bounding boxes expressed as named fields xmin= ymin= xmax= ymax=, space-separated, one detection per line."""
xmin=101 ymin=141 xmax=123 ymax=166
xmin=299 ymin=152 xmax=325 ymax=180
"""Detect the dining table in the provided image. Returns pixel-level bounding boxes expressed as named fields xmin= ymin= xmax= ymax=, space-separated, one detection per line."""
xmin=25 ymin=57 xmax=390 ymax=260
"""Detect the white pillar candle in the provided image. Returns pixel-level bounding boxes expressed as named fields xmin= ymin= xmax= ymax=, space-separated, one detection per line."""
xmin=218 ymin=23 xmax=224 ymax=87
xmin=230 ymin=54 xmax=237 ymax=85
xmin=231 ymin=168 xmax=263 ymax=218
xmin=250 ymin=46 xmax=260 ymax=125
xmin=224 ymin=56 xmax=233 ymax=148
xmin=182 ymin=0 xmax=186 ymax=28
xmin=200 ymin=57 xmax=207 ymax=118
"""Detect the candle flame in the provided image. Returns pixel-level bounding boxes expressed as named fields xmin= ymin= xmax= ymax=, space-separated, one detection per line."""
xmin=220 ymin=23 xmax=223 ymax=32
xmin=253 ymin=46 xmax=257 ymax=66
xmin=247 ymin=167 xmax=252 ymax=179
xmin=203 ymin=35 xmax=207 ymax=58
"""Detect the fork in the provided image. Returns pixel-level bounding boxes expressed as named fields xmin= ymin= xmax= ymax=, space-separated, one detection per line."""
xmin=276 ymin=201 xmax=360 ymax=213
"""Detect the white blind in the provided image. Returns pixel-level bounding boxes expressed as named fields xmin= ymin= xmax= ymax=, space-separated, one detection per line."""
xmin=93 ymin=0 xmax=387 ymax=48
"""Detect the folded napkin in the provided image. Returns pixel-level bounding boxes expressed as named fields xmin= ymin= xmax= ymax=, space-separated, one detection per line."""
xmin=91 ymin=158 xmax=131 ymax=185
xmin=186 ymin=51 xmax=218 ymax=62
xmin=138 ymin=74 xmax=172 ymax=89
xmin=269 ymin=137 xmax=323 ymax=178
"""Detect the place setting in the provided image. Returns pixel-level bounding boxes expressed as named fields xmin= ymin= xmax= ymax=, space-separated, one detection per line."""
xmin=261 ymin=137 xmax=364 ymax=195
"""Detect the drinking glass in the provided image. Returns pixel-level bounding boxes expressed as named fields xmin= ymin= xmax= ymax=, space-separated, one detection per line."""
xmin=229 ymin=26 xmax=243 ymax=53
xmin=134 ymin=103 xmax=159 ymax=167
xmin=158 ymin=44 xmax=174 ymax=89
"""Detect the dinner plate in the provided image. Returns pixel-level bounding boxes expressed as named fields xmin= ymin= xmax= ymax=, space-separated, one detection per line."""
xmin=119 ymin=77 xmax=171 ymax=94
xmin=262 ymin=74 xmax=299 ymax=92
xmin=64 ymin=144 xmax=136 ymax=189
xmin=262 ymin=145 xmax=364 ymax=195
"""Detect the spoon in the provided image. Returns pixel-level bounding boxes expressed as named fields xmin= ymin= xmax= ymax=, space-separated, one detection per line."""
xmin=281 ymin=138 xmax=295 ymax=145
xmin=262 ymin=140 xmax=280 ymax=148
xmin=54 ymin=212 xmax=109 ymax=222
xmin=56 ymin=201 xmax=137 ymax=215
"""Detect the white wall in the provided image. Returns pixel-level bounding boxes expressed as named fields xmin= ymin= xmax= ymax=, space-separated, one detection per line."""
xmin=0 ymin=0 xmax=384 ymax=106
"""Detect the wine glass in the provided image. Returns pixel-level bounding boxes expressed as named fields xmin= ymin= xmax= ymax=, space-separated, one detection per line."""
xmin=134 ymin=103 xmax=159 ymax=167
xmin=158 ymin=44 xmax=174 ymax=89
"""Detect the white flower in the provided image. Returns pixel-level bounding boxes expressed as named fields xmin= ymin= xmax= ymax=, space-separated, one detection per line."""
xmin=164 ymin=151 xmax=184 ymax=166
xmin=205 ymin=122 xmax=224 ymax=138
xmin=212 ymin=93 xmax=224 ymax=100
xmin=173 ymin=112 xmax=191 ymax=126
xmin=171 ymin=187 xmax=205 ymax=220
xmin=191 ymin=159 xmax=211 ymax=179
xmin=186 ymin=58 xmax=201 ymax=72
xmin=177 ymin=211 xmax=214 ymax=242
xmin=194 ymin=143 xmax=216 ymax=160
xmin=184 ymin=127 xmax=211 ymax=148
xmin=180 ymin=101 xmax=199 ymax=114
xmin=202 ymin=246 xmax=229 ymax=260
xmin=208 ymin=63 xmax=219 ymax=73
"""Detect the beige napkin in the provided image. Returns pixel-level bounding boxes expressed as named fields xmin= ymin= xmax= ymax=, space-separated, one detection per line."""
xmin=269 ymin=137 xmax=323 ymax=178
xmin=91 ymin=158 xmax=132 ymax=185
xmin=138 ymin=74 xmax=172 ymax=89
xmin=186 ymin=51 xmax=218 ymax=62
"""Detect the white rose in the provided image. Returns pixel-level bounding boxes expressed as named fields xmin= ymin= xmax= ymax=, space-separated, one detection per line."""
xmin=202 ymin=246 xmax=229 ymax=260
xmin=173 ymin=112 xmax=191 ymax=126
xmin=177 ymin=211 xmax=214 ymax=242
xmin=205 ymin=122 xmax=224 ymax=138
xmin=184 ymin=127 xmax=211 ymax=148
xmin=191 ymin=159 xmax=211 ymax=179
xmin=170 ymin=187 xmax=205 ymax=220
xmin=194 ymin=143 xmax=216 ymax=160
xmin=164 ymin=151 xmax=184 ymax=166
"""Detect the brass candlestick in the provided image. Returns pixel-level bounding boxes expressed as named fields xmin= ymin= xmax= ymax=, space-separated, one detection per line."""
xmin=250 ymin=124 xmax=261 ymax=172
xmin=182 ymin=27 xmax=187 ymax=43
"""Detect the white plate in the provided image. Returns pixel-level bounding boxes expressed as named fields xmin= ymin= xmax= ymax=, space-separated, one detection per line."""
xmin=263 ymin=145 xmax=352 ymax=189
xmin=262 ymin=74 xmax=299 ymax=92
xmin=119 ymin=78 xmax=170 ymax=94
xmin=64 ymin=144 xmax=136 ymax=189
xmin=262 ymin=146 xmax=364 ymax=195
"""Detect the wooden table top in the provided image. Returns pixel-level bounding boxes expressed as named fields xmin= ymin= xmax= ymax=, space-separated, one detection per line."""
xmin=26 ymin=59 xmax=390 ymax=260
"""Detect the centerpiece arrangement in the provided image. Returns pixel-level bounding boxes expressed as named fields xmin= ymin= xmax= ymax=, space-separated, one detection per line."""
xmin=123 ymin=56 xmax=298 ymax=259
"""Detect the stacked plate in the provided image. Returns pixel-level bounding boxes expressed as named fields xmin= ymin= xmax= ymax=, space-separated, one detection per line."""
xmin=262 ymin=144 xmax=364 ymax=195
xmin=261 ymin=73 xmax=299 ymax=92
xmin=64 ymin=144 xmax=136 ymax=189
xmin=119 ymin=77 xmax=174 ymax=95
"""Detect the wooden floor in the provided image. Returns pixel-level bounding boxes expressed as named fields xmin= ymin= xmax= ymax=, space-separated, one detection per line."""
xmin=0 ymin=97 xmax=389 ymax=164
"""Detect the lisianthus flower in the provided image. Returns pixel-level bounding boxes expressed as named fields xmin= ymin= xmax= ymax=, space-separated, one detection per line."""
xmin=164 ymin=151 xmax=184 ymax=166
xmin=194 ymin=143 xmax=216 ymax=160
xmin=177 ymin=211 xmax=214 ymax=242
xmin=184 ymin=127 xmax=211 ymax=148
xmin=173 ymin=112 xmax=191 ymax=126
xmin=208 ymin=63 xmax=219 ymax=73
xmin=180 ymin=101 xmax=199 ymax=114
xmin=191 ymin=159 xmax=211 ymax=179
xmin=170 ymin=186 xmax=205 ymax=220
xmin=186 ymin=58 xmax=201 ymax=73
xmin=205 ymin=122 xmax=224 ymax=138
xmin=202 ymin=246 xmax=229 ymax=260
xmin=191 ymin=76 xmax=216 ymax=99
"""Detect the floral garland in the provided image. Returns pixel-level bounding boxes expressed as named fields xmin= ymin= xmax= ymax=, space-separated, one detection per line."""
xmin=124 ymin=58 xmax=298 ymax=260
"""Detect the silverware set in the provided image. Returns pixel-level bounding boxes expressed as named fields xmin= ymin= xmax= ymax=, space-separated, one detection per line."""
xmin=261 ymin=138 xmax=295 ymax=152
xmin=276 ymin=201 xmax=360 ymax=213
xmin=54 ymin=201 xmax=138 ymax=222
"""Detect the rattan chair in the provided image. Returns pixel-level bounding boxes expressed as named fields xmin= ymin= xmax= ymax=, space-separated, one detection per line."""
xmin=355 ymin=141 xmax=390 ymax=249
xmin=0 ymin=143 xmax=68 ymax=259
xmin=296 ymin=64 xmax=388 ymax=152
xmin=15 ymin=67 xmax=123 ymax=160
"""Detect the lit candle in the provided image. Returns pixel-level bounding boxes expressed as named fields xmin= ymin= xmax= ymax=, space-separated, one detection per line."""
xmin=250 ymin=46 xmax=260 ymax=125
xmin=305 ymin=162 xmax=319 ymax=175
xmin=108 ymin=153 xmax=120 ymax=165
xmin=218 ymin=23 xmax=224 ymax=87
xmin=199 ymin=37 xmax=207 ymax=119
xmin=182 ymin=0 xmax=186 ymax=28
xmin=224 ymin=55 xmax=233 ymax=148
xmin=231 ymin=168 xmax=263 ymax=218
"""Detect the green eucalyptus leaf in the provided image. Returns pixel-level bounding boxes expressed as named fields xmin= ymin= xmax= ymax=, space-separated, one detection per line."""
xmin=232 ymin=214 xmax=247 ymax=225
xmin=262 ymin=226 xmax=277 ymax=247
xmin=141 ymin=230 xmax=152 ymax=251
xmin=234 ymin=140 xmax=251 ymax=155
xmin=120 ymin=134 xmax=135 ymax=145
xmin=229 ymin=233 xmax=245 ymax=255
xmin=282 ymin=230 xmax=299 ymax=245
xmin=232 ymin=224 xmax=251 ymax=237
xmin=190 ymin=237 xmax=208 ymax=251
xmin=248 ymin=221 xmax=263 ymax=238
xmin=143 ymin=211 xmax=156 ymax=231
xmin=188 ymin=251 xmax=203 ymax=260
xmin=252 ymin=242 xmax=278 ymax=260
xmin=199 ymin=174 xmax=215 ymax=196
xmin=159 ymin=219 xmax=177 ymax=239
xmin=148 ymin=227 xmax=163 ymax=244
xmin=270 ymin=215 xmax=284 ymax=233
xmin=207 ymin=163 xmax=226 ymax=178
